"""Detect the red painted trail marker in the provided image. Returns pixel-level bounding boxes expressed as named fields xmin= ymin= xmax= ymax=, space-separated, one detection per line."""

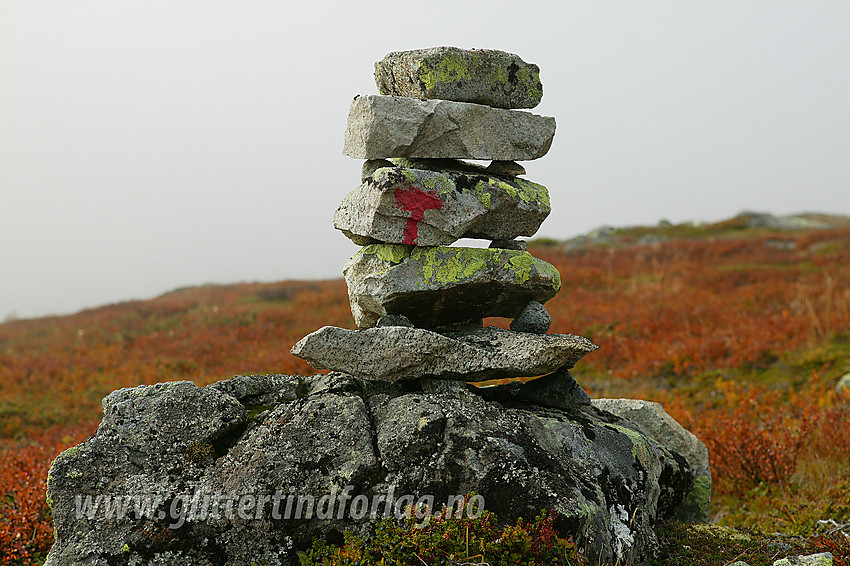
xmin=394 ymin=187 xmax=444 ymax=245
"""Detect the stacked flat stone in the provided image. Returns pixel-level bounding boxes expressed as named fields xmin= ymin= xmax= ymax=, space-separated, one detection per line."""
xmin=292 ymin=46 xmax=597 ymax=386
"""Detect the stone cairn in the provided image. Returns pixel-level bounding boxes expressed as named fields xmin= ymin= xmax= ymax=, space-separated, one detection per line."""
xmin=292 ymin=46 xmax=597 ymax=398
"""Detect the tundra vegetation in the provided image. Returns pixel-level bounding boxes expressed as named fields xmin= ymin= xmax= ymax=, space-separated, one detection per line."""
xmin=1 ymin=216 xmax=849 ymax=565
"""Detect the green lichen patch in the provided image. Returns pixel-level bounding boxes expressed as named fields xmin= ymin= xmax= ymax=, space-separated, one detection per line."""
xmin=416 ymin=247 xmax=488 ymax=286
xmin=476 ymin=186 xmax=492 ymax=209
xmin=683 ymin=474 xmax=712 ymax=516
xmin=246 ymin=404 xmax=275 ymax=421
xmin=54 ymin=443 xmax=83 ymax=462
xmin=361 ymin=244 xmax=413 ymax=265
xmin=601 ymin=422 xmax=653 ymax=468
xmin=512 ymin=178 xmax=551 ymax=209
xmin=507 ymin=252 xmax=535 ymax=283
xmin=185 ymin=441 xmax=215 ymax=465
xmin=419 ymin=51 xmax=473 ymax=91
xmin=395 ymin=247 xmax=561 ymax=290
xmin=516 ymin=65 xmax=543 ymax=100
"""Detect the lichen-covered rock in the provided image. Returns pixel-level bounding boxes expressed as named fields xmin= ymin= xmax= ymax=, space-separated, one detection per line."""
xmin=343 ymin=95 xmax=556 ymax=161
xmin=46 ymin=374 xmax=696 ymax=566
xmin=773 ymin=553 xmax=834 ymax=566
xmin=44 ymin=381 xmax=287 ymax=566
xmin=97 ymin=380 xmax=247 ymax=454
xmin=343 ymin=244 xmax=561 ymax=329
xmin=290 ymin=325 xmax=597 ymax=382
xmin=374 ymin=46 xmax=543 ymax=109
xmin=592 ymin=398 xmax=711 ymax=523
xmin=334 ymin=165 xmax=550 ymax=246
xmin=208 ymin=373 xmax=303 ymax=406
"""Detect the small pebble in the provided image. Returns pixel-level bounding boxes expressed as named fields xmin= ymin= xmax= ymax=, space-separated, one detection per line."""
xmin=489 ymin=239 xmax=528 ymax=251
xmin=510 ymin=301 xmax=551 ymax=334
xmin=361 ymin=159 xmax=395 ymax=182
xmin=376 ymin=314 xmax=414 ymax=328
xmin=485 ymin=160 xmax=526 ymax=177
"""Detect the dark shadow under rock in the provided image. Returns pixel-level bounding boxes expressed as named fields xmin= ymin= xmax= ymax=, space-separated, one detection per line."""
xmin=475 ymin=367 xmax=590 ymax=409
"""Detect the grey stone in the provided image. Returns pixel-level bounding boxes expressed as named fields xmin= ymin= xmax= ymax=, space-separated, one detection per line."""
xmin=376 ymin=313 xmax=414 ymax=327
xmin=485 ymin=160 xmax=526 ymax=177
xmin=374 ymin=46 xmax=543 ymax=109
xmin=476 ymin=367 xmax=591 ymax=409
xmin=510 ymin=300 xmax=551 ymax=334
xmin=334 ymin=165 xmax=551 ymax=246
xmin=303 ymin=371 xmax=361 ymax=396
xmin=208 ymin=373 xmax=302 ymax=406
xmin=836 ymin=372 xmax=850 ymax=394
xmin=764 ymin=238 xmax=797 ymax=251
xmin=737 ymin=211 xmax=832 ymax=230
xmin=419 ymin=378 xmax=471 ymax=395
xmin=361 ymin=158 xmax=394 ymax=182
xmin=290 ymin=325 xmax=597 ymax=382
xmin=773 ymin=553 xmax=834 ymax=566
xmin=636 ymin=235 xmax=670 ymax=246
xmin=490 ymin=239 xmax=528 ymax=251
xmin=47 ymin=374 xmax=696 ymax=566
xmin=343 ymin=95 xmax=556 ymax=161
xmin=343 ymin=244 xmax=561 ymax=329
xmin=592 ymin=398 xmax=711 ymax=523
xmin=97 ymin=381 xmax=247 ymax=454
xmin=433 ymin=318 xmax=483 ymax=332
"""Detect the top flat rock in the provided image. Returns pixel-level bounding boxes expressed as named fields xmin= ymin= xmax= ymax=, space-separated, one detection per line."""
xmin=343 ymin=95 xmax=556 ymax=161
xmin=375 ymin=46 xmax=543 ymax=109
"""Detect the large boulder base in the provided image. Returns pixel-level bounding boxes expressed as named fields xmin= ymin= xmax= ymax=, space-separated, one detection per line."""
xmin=291 ymin=325 xmax=597 ymax=382
xmin=374 ymin=46 xmax=543 ymax=109
xmin=343 ymin=244 xmax=561 ymax=329
xmin=592 ymin=398 xmax=712 ymax=523
xmin=343 ymin=95 xmax=556 ymax=161
xmin=45 ymin=374 xmax=695 ymax=566
xmin=334 ymin=165 xmax=550 ymax=246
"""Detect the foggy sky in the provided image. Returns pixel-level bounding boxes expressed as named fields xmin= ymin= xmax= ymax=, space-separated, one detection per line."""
xmin=2 ymin=0 xmax=849 ymax=320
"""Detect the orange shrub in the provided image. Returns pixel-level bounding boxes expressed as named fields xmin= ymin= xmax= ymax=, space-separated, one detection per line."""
xmin=699 ymin=395 xmax=814 ymax=492
xmin=0 ymin=422 xmax=96 ymax=565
